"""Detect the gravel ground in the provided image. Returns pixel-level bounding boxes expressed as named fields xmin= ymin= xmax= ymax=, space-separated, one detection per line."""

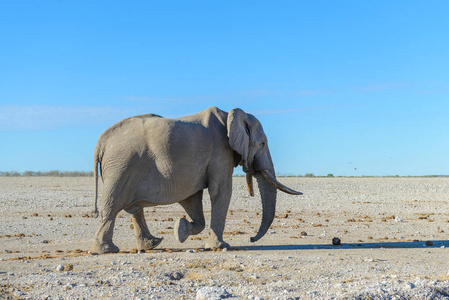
xmin=1 ymin=176 xmax=449 ymax=299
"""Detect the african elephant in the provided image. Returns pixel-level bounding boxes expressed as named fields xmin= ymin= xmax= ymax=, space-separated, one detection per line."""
xmin=90 ymin=107 xmax=302 ymax=254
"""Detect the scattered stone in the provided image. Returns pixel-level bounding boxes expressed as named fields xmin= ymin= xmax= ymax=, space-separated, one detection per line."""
xmin=167 ymin=271 xmax=183 ymax=281
xmin=406 ymin=282 xmax=415 ymax=289
xmin=300 ymin=231 xmax=308 ymax=236
xmin=425 ymin=241 xmax=433 ymax=247
xmin=65 ymin=263 xmax=74 ymax=271
xmin=332 ymin=237 xmax=341 ymax=246
xmin=56 ymin=264 xmax=65 ymax=272
xmin=196 ymin=286 xmax=232 ymax=300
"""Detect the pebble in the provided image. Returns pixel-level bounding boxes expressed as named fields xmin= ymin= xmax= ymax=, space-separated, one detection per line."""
xmin=332 ymin=237 xmax=341 ymax=246
xmin=406 ymin=282 xmax=415 ymax=289
xmin=196 ymin=287 xmax=232 ymax=300
xmin=167 ymin=271 xmax=183 ymax=281
xmin=56 ymin=264 xmax=65 ymax=272
xmin=394 ymin=216 xmax=403 ymax=222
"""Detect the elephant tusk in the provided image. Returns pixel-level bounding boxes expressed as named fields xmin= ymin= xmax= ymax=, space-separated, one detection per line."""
xmin=246 ymin=172 xmax=255 ymax=197
xmin=260 ymin=170 xmax=303 ymax=195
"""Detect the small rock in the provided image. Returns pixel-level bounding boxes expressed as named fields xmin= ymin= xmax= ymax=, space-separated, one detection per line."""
xmin=222 ymin=247 xmax=228 ymax=252
xmin=56 ymin=264 xmax=65 ymax=272
xmin=300 ymin=231 xmax=308 ymax=236
xmin=196 ymin=286 xmax=232 ymax=300
xmin=167 ymin=271 xmax=183 ymax=281
xmin=332 ymin=237 xmax=341 ymax=246
xmin=406 ymin=282 xmax=415 ymax=289
xmin=394 ymin=216 xmax=403 ymax=222
xmin=425 ymin=241 xmax=433 ymax=247
xmin=65 ymin=263 xmax=73 ymax=271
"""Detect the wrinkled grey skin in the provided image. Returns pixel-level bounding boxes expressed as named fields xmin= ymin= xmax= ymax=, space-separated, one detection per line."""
xmin=90 ymin=107 xmax=302 ymax=254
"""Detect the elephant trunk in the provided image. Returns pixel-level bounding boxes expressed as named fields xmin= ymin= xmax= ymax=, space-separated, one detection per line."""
xmin=250 ymin=172 xmax=277 ymax=243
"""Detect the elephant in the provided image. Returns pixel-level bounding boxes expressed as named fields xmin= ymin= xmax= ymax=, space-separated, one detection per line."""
xmin=90 ymin=106 xmax=302 ymax=254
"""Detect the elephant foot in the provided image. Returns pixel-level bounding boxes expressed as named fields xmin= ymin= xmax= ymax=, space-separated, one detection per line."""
xmin=136 ymin=236 xmax=163 ymax=251
xmin=90 ymin=241 xmax=120 ymax=254
xmin=174 ymin=217 xmax=190 ymax=243
xmin=205 ymin=238 xmax=230 ymax=250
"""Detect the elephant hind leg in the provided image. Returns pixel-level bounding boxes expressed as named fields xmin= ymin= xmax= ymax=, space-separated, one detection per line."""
xmin=175 ymin=190 xmax=206 ymax=243
xmin=132 ymin=208 xmax=163 ymax=251
xmin=91 ymin=208 xmax=120 ymax=254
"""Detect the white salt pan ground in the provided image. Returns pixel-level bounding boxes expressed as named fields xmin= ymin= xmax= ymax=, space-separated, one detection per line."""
xmin=1 ymin=177 xmax=449 ymax=299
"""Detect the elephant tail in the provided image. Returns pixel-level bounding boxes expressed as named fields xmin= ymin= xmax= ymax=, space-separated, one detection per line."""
xmin=92 ymin=144 xmax=100 ymax=218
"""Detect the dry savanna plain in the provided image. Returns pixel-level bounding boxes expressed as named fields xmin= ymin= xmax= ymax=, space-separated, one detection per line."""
xmin=1 ymin=176 xmax=449 ymax=299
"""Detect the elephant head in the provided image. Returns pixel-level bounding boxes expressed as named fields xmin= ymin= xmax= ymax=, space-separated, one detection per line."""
xmin=227 ymin=108 xmax=303 ymax=243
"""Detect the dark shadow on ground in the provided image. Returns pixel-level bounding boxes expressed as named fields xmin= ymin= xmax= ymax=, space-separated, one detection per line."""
xmin=233 ymin=240 xmax=449 ymax=251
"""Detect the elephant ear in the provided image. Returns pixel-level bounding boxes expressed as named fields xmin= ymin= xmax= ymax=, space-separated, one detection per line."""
xmin=227 ymin=108 xmax=250 ymax=170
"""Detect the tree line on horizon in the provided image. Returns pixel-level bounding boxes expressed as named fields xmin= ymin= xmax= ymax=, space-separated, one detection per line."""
xmin=0 ymin=171 xmax=443 ymax=178
xmin=0 ymin=170 xmax=94 ymax=177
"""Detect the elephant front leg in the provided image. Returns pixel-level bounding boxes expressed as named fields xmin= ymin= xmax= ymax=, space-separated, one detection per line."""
xmin=205 ymin=184 xmax=232 ymax=249
xmin=132 ymin=209 xmax=163 ymax=251
xmin=175 ymin=190 xmax=206 ymax=243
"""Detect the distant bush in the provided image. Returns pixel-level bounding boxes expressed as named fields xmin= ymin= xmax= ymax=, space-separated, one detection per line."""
xmin=0 ymin=170 xmax=94 ymax=177
xmin=327 ymin=173 xmax=334 ymax=177
xmin=304 ymin=173 xmax=315 ymax=178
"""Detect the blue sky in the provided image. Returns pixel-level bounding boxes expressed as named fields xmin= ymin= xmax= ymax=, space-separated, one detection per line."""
xmin=1 ymin=1 xmax=448 ymax=176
